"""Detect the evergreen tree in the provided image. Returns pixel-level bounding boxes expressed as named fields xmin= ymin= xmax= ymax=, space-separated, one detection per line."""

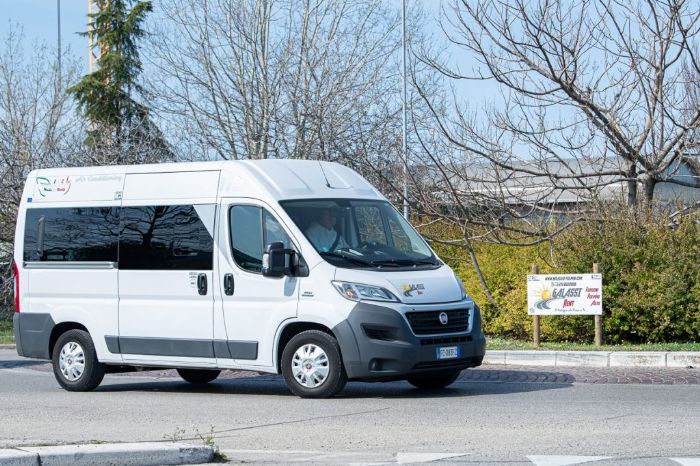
xmin=70 ymin=0 xmax=171 ymax=163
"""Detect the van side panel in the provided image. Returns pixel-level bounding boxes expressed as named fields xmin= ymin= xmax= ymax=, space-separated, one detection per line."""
xmin=17 ymin=171 xmax=125 ymax=363
xmin=26 ymin=268 xmax=120 ymax=361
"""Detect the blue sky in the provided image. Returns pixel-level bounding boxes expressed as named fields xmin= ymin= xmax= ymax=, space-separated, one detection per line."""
xmin=1 ymin=0 xmax=89 ymax=70
xmin=0 ymin=1 xmax=466 ymax=77
xmin=0 ymin=0 xmax=495 ymax=114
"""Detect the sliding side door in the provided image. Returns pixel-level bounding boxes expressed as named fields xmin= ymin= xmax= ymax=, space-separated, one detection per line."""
xmin=116 ymin=169 xmax=218 ymax=365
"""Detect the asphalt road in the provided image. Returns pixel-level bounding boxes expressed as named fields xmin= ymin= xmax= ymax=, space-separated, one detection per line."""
xmin=1 ymin=350 xmax=699 ymax=465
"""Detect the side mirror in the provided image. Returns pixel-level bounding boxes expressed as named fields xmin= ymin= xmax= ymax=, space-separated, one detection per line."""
xmin=262 ymin=242 xmax=309 ymax=278
xmin=262 ymin=242 xmax=290 ymax=278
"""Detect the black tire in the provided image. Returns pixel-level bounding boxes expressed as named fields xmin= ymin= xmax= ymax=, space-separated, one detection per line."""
xmin=406 ymin=370 xmax=461 ymax=389
xmin=177 ymin=368 xmax=221 ymax=384
xmin=281 ymin=330 xmax=347 ymax=398
xmin=52 ymin=329 xmax=105 ymax=392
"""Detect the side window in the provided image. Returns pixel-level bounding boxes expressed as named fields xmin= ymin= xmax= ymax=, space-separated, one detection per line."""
xmin=119 ymin=205 xmax=213 ymax=270
xmin=354 ymin=205 xmax=387 ymax=245
xmin=23 ymin=207 xmax=119 ymax=262
xmin=230 ymin=206 xmax=292 ymax=273
xmin=264 ymin=210 xmax=291 ymax=248
xmin=230 ymin=206 xmax=263 ymax=273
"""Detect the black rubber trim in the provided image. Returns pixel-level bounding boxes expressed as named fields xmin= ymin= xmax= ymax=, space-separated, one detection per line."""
xmin=14 ymin=312 xmax=54 ymax=360
xmin=111 ymin=336 xmax=258 ymax=360
xmin=227 ymin=340 xmax=258 ymax=360
xmin=104 ymin=336 xmax=120 ymax=354
xmin=213 ymin=340 xmax=231 ymax=359
xmin=118 ymin=337 xmax=214 ymax=358
xmin=13 ymin=313 xmax=24 ymax=357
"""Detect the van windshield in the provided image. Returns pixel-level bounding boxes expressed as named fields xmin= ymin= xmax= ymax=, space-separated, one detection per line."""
xmin=280 ymin=199 xmax=440 ymax=270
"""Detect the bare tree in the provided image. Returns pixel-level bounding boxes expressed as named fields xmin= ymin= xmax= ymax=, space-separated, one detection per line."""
xmin=0 ymin=27 xmax=81 ymax=318
xmin=358 ymin=0 xmax=700 ymax=304
xmin=0 ymin=28 xmax=82 ymax=242
xmin=412 ymin=0 xmax=700 ymax=218
xmin=145 ymin=0 xmax=402 ymax=162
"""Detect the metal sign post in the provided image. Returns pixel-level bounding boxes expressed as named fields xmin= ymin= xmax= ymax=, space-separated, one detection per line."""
xmin=593 ymin=263 xmax=603 ymax=347
xmin=531 ymin=264 xmax=540 ymax=347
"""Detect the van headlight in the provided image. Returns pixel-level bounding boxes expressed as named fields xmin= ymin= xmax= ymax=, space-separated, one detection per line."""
xmin=332 ymin=281 xmax=399 ymax=303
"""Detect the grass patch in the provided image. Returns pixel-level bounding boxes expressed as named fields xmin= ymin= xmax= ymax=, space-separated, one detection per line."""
xmin=0 ymin=320 xmax=14 ymax=345
xmin=488 ymin=337 xmax=700 ymax=352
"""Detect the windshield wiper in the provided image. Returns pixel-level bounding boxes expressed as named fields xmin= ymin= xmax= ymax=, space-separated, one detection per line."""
xmin=320 ymin=252 xmax=375 ymax=267
xmin=371 ymin=259 xmax=439 ymax=267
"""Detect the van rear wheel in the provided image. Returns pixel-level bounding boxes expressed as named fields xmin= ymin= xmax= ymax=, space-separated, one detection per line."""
xmin=406 ymin=370 xmax=461 ymax=389
xmin=177 ymin=369 xmax=221 ymax=384
xmin=52 ymin=329 xmax=105 ymax=392
xmin=281 ymin=330 xmax=347 ymax=398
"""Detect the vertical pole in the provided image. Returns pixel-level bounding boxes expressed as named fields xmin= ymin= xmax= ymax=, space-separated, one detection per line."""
xmin=531 ymin=264 xmax=540 ymax=347
xmin=593 ymin=262 xmax=602 ymax=347
xmin=57 ymin=0 xmax=62 ymax=83
xmin=88 ymin=0 xmax=94 ymax=74
xmin=401 ymin=0 xmax=409 ymax=220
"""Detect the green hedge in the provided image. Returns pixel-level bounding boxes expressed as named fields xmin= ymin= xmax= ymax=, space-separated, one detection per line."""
xmin=432 ymin=217 xmax=700 ymax=344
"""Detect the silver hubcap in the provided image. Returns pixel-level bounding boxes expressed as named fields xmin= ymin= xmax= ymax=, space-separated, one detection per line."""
xmin=291 ymin=344 xmax=329 ymax=388
xmin=59 ymin=341 xmax=85 ymax=382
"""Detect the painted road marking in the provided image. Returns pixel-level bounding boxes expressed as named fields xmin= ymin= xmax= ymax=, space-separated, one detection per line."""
xmin=395 ymin=452 xmax=470 ymax=464
xmin=671 ymin=459 xmax=700 ymax=466
xmin=528 ymin=456 xmax=611 ymax=466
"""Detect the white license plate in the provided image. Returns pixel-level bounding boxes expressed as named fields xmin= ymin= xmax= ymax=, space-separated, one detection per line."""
xmin=436 ymin=346 xmax=460 ymax=360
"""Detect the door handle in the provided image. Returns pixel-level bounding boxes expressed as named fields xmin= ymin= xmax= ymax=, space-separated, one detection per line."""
xmin=223 ymin=273 xmax=234 ymax=296
xmin=197 ymin=273 xmax=208 ymax=295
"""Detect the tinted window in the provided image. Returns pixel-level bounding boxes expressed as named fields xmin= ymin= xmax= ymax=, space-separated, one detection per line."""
xmin=230 ymin=206 xmax=292 ymax=273
xmin=230 ymin=206 xmax=263 ymax=272
xmin=24 ymin=207 xmax=119 ymax=262
xmin=119 ymin=205 xmax=213 ymax=270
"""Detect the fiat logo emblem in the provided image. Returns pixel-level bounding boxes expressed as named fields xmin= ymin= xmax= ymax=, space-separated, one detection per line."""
xmin=439 ymin=312 xmax=449 ymax=325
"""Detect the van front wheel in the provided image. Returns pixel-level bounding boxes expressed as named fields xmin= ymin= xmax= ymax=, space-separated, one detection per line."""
xmin=177 ymin=369 xmax=220 ymax=384
xmin=281 ymin=330 xmax=347 ymax=398
xmin=52 ymin=329 xmax=105 ymax=392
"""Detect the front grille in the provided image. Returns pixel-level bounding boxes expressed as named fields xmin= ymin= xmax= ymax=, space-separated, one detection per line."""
xmin=413 ymin=358 xmax=475 ymax=370
xmin=405 ymin=309 xmax=469 ymax=335
xmin=420 ymin=335 xmax=471 ymax=346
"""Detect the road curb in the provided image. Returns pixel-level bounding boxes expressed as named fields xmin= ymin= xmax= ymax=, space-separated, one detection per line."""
xmin=0 ymin=442 xmax=214 ymax=466
xmin=485 ymin=350 xmax=700 ymax=368
xmin=2 ymin=344 xmax=697 ymax=369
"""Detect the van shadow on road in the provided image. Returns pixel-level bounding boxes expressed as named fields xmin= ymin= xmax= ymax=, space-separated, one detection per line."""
xmin=93 ymin=372 xmax=572 ymax=399
xmin=0 ymin=359 xmax=47 ymax=369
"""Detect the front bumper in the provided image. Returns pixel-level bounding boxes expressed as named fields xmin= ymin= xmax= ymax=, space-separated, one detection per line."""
xmin=332 ymin=301 xmax=486 ymax=381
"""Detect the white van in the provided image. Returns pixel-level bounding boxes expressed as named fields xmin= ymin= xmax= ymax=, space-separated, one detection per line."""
xmin=12 ymin=160 xmax=484 ymax=398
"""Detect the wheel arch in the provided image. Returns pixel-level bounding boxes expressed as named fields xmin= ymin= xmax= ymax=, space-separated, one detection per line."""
xmin=49 ymin=322 xmax=89 ymax=359
xmin=274 ymin=319 xmax=361 ymax=378
xmin=275 ymin=321 xmax=334 ymax=374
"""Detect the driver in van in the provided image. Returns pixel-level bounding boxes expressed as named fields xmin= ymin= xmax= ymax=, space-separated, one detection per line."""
xmin=305 ymin=208 xmax=349 ymax=252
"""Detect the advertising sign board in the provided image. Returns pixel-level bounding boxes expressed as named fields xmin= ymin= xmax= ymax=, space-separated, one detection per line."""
xmin=527 ymin=274 xmax=602 ymax=315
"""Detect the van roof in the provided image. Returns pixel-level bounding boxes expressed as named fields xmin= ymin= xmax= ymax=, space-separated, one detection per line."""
xmin=25 ymin=159 xmax=385 ymax=204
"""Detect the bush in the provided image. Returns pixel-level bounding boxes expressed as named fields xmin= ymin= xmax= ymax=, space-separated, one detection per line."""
xmin=431 ymin=215 xmax=700 ymax=344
